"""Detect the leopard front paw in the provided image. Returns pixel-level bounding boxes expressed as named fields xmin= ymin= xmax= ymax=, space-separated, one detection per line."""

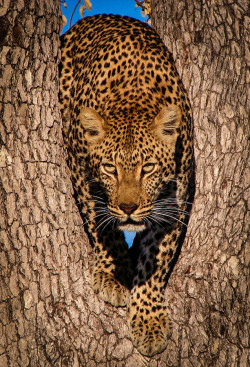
xmin=92 ymin=271 xmax=130 ymax=307
xmin=128 ymin=304 xmax=172 ymax=356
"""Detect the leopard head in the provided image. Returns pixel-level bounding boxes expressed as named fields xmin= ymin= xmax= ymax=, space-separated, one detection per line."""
xmin=79 ymin=106 xmax=182 ymax=232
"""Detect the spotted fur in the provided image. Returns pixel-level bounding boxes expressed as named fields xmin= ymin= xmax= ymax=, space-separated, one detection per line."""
xmin=59 ymin=14 xmax=193 ymax=356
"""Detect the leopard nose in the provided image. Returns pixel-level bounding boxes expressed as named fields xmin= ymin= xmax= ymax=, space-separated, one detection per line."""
xmin=119 ymin=203 xmax=138 ymax=214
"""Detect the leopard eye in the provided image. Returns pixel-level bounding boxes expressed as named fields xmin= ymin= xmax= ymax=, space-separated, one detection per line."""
xmin=103 ymin=163 xmax=117 ymax=175
xmin=142 ymin=162 xmax=156 ymax=175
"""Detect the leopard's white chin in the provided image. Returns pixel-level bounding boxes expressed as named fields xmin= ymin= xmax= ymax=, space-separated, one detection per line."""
xmin=119 ymin=223 xmax=146 ymax=232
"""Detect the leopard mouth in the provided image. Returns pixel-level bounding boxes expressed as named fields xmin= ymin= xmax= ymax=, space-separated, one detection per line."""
xmin=118 ymin=218 xmax=146 ymax=232
xmin=108 ymin=206 xmax=151 ymax=232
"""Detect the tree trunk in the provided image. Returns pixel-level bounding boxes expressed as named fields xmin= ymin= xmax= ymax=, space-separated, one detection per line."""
xmin=0 ymin=1 xmax=249 ymax=367
xmin=150 ymin=0 xmax=249 ymax=366
xmin=0 ymin=1 xmax=92 ymax=366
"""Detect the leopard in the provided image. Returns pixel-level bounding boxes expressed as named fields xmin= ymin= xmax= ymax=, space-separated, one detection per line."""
xmin=59 ymin=14 xmax=193 ymax=357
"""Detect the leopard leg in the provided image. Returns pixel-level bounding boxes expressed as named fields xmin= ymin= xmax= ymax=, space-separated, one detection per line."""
xmin=92 ymin=228 xmax=134 ymax=307
xmin=128 ymin=213 xmax=186 ymax=356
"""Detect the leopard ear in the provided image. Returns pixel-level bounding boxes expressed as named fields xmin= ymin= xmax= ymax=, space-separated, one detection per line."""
xmin=152 ymin=105 xmax=181 ymax=143
xmin=79 ymin=107 xmax=106 ymax=144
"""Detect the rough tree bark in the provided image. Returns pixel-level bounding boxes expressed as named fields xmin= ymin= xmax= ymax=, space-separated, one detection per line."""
xmin=151 ymin=0 xmax=249 ymax=366
xmin=0 ymin=1 xmax=249 ymax=367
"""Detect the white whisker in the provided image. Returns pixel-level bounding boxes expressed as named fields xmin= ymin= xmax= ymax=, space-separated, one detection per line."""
xmin=152 ymin=211 xmax=187 ymax=227
xmin=148 ymin=214 xmax=173 ymax=227
xmin=95 ymin=214 xmax=111 ymax=232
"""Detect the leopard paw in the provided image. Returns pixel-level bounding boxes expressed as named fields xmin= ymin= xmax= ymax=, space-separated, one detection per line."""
xmin=128 ymin=306 xmax=172 ymax=356
xmin=92 ymin=271 xmax=129 ymax=307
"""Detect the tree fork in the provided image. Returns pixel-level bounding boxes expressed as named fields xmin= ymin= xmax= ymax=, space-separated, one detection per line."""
xmin=0 ymin=0 xmax=249 ymax=366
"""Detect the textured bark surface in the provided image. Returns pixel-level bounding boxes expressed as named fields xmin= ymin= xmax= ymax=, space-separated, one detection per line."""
xmin=0 ymin=0 xmax=249 ymax=366
xmin=151 ymin=1 xmax=249 ymax=366
xmin=0 ymin=1 xmax=93 ymax=366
